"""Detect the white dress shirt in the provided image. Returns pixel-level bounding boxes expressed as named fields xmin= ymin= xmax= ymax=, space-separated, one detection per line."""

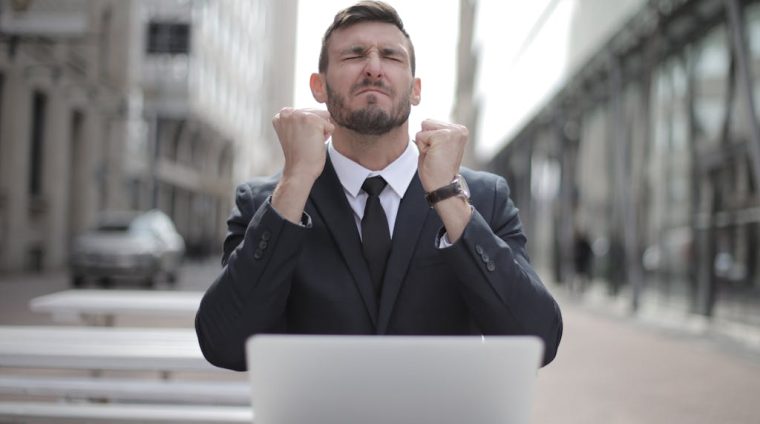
xmin=328 ymin=140 xmax=418 ymax=239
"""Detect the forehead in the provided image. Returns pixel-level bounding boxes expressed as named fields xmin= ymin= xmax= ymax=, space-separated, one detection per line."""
xmin=328 ymin=21 xmax=410 ymax=54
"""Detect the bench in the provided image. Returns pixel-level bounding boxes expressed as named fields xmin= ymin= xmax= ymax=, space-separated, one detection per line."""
xmin=0 ymin=325 xmax=252 ymax=422
xmin=0 ymin=325 xmax=222 ymax=372
xmin=0 ymin=375 xmax=250 ymax=405
xmin=0 ymin=401 xmax=253 ymax=423
xmin=29 ymin=289 xmax=203 ymax=326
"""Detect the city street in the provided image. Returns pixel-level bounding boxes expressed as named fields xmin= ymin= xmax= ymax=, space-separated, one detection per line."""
xmin=1 ymin=258 xmax=759 ymax=423
xmin=3 ymin=1 xmax=760 ymax=423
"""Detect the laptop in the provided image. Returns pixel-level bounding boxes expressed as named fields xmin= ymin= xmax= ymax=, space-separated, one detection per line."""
xmin=246 ymin=335 xmax=543 ymax=424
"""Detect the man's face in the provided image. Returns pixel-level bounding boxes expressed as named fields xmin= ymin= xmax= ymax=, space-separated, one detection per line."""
xmin=316 ymin=21 xmax=421 ymax=136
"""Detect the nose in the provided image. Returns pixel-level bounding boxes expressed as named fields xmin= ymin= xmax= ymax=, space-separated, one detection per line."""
xmin=364 ymin=53 xmax=383 ymax=79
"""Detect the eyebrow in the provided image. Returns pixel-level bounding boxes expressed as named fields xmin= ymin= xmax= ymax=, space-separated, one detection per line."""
xmin=341 ymin=46 xmax=368 ymax=56
xmin=380 ymin=47 xmax=402 ymax=57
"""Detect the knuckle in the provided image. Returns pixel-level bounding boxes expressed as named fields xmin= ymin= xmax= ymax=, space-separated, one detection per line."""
xmin=302 ymin=113 xmax=321 ymax=125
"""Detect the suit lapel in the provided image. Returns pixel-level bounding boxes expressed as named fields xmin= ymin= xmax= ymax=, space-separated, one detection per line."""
xmin=308 ymin=157 xmax=378 ymax=326
xmin=376 ymin=173 xmax=431 ymax=334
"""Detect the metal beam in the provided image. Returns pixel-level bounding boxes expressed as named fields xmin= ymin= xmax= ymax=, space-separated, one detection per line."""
xmin=609 ymin=52 xmax=644 ymax=310
xmin=725 ymin=0 xmax=760 ymax=189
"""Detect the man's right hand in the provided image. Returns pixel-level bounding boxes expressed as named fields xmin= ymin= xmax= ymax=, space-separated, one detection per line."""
xmin=271 ymin=108 xmax=334 ymax=224
xmin=273 ymin=108 xmax=334 ymax=181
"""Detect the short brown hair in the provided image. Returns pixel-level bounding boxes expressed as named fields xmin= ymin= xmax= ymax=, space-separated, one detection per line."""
xmin=318 ymin=1 xmax=416 ymax=75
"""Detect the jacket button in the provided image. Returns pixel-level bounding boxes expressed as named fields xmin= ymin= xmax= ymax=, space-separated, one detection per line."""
xmin=253 ymin=250 xmax=263 ymax=260
xmin=258 ymin=240 xmax=268 ymax=250
xmin=481 ymin=253 xmax=490 ymax=263
xmin=487 ymin=262 xmax=496 ymax=272
xmin=475 ymin=245 xmax=484 ymax=255
xmin=261 ymin=231 xmax=272 ymax=241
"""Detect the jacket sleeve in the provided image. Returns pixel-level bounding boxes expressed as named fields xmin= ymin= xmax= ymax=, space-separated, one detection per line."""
xmin=441 ymin=174 xmax=563 ymax=366
xmin=195 ymin=181 xmax=309 ymax=371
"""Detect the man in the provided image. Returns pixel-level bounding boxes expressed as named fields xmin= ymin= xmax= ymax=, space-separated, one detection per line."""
xmin=196 ymin=1 xmax=562 ymax=371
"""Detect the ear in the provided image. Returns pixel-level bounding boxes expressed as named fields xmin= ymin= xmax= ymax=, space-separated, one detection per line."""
xmin=411 ymin=77 xmax=421 ymax=106
xmin=310 ymin=73 xmax=328 ymax=104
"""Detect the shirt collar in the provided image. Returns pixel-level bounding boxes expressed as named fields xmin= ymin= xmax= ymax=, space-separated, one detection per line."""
xmin=328 ymin=139 xmax=419 ymax=199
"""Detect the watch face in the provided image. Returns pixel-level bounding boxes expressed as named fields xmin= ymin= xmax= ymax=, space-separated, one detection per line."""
xmin=457 ymin=175 xmax=470 ymax=198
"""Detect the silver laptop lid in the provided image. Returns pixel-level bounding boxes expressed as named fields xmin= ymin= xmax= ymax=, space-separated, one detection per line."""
xmin=246 ymin=335 xmax=543 ymax=424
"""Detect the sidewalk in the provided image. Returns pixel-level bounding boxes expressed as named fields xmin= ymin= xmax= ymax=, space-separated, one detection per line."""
xmin=533 ymin=287 xmax=760 ymax=423
xmin=0 ymin=269 xmax=68 ymax=325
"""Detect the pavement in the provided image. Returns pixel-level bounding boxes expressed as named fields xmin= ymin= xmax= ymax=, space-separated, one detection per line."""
xmin=532 ymin=295 xmax=760 ymax=423
xmin=1 ymin=259 xmax=759 ymax=423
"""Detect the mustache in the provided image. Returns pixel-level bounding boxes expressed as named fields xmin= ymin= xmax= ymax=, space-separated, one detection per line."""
xmin=351 ymin=79 xmax=392 ymax=95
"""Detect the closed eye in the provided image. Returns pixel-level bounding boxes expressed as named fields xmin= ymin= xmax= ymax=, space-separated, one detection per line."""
xmin=381 ymin=48 xmax=404 ymax=62
xmin=342 ymin=46 xmax=368 ymax=61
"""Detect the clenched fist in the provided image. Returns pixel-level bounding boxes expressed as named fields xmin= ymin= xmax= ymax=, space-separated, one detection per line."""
xmin=271 ymin=108 xmax=334 ymax=224
xmin=415 ymin=119 xmax=471 ymax=242
xmin=272 ymin=107 xmax=335 ymax=182
xmin=415 ymin=119 xmax=469 ymax=193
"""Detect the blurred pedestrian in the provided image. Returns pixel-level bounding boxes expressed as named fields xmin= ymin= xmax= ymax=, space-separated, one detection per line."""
xmin=573 ymin=230 xmax=593 ymax=290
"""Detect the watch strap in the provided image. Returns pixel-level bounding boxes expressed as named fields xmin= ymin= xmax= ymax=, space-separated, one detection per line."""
xmin=425 ymin=179 xmax=463 ymax=207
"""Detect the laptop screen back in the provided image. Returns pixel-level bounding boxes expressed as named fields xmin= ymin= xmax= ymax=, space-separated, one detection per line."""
xmin=246 ymin=335 xmax=543 ymax=424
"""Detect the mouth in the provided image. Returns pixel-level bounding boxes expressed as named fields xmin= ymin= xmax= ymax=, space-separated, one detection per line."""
xmin=355 ymin=87 xmax=389 ymax=97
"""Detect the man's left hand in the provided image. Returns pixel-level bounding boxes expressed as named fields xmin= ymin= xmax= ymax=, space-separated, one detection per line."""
xmin=415 ymin=119 xmax=469 ymax=192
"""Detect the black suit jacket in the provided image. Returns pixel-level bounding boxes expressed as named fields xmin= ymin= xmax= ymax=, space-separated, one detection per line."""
xmin=196 ymin=158 xmax=562 ymax=371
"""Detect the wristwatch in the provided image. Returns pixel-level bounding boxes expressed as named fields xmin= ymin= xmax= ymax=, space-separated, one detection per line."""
xmin=425 ymin=174 xmax=470 ymax=207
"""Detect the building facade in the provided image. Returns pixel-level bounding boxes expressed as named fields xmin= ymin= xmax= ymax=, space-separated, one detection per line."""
xmin=458 ymin=0 xmax=760 ymax=333
xmin=0 ymin=0 xmax=296 ymax=272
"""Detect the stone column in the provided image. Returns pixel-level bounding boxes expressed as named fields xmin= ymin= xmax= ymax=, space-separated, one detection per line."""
xmin=43 ymin=82 xmax=70 ymax=269
xmin=65 ymin=105 xmax=91 ymax=244
xmin=80 ymin=101 xmax=106 ymax=229
xmin=104 ymin=112 xmax=128 ymax=211
xmin=0 ymin=67 xmax=31 ymax=271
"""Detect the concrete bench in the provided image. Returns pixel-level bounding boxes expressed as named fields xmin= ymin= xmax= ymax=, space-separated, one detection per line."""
xmin=0 ymin=375 xmax=250 ymax=405
xmin=0 ymin=401 xmax=253 ymax=423
xmin=0 ymin=325 xmax=221 ymax=372
xmin=30 ymin=289 xmax=203 ymax=326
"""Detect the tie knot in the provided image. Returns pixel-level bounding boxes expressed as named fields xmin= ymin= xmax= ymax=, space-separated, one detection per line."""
xmin=362 ymin=176 xmax=387 ymax=196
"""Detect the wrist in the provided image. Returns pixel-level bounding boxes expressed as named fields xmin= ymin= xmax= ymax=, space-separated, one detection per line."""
xmin=433 ymin=198 xmax=472 ymax=243
xmin=282 ymin=167 xmax=321 ymax=184
xmin=421 ymin=174 xmax=456 ymax=194
xmin=272 ymin=176 xmax=314 ymax=224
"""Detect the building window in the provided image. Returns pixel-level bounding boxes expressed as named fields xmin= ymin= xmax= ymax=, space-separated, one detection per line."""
xmin=146 ymin=21 xmax=191 ymax=55
xmin=29 ymin=91 xmax=46 ymax=197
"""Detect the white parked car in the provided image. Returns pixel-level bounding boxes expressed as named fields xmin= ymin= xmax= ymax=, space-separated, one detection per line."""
xmin=70 ymin=210 xmax=185 ymax=288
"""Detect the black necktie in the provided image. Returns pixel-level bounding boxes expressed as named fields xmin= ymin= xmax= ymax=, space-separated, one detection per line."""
xmin=361 ymin=176 xmax=391 ymax=298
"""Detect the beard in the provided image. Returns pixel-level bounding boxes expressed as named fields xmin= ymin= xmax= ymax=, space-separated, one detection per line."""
xmin=325 ymin=79 xmax=412 ymax=136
